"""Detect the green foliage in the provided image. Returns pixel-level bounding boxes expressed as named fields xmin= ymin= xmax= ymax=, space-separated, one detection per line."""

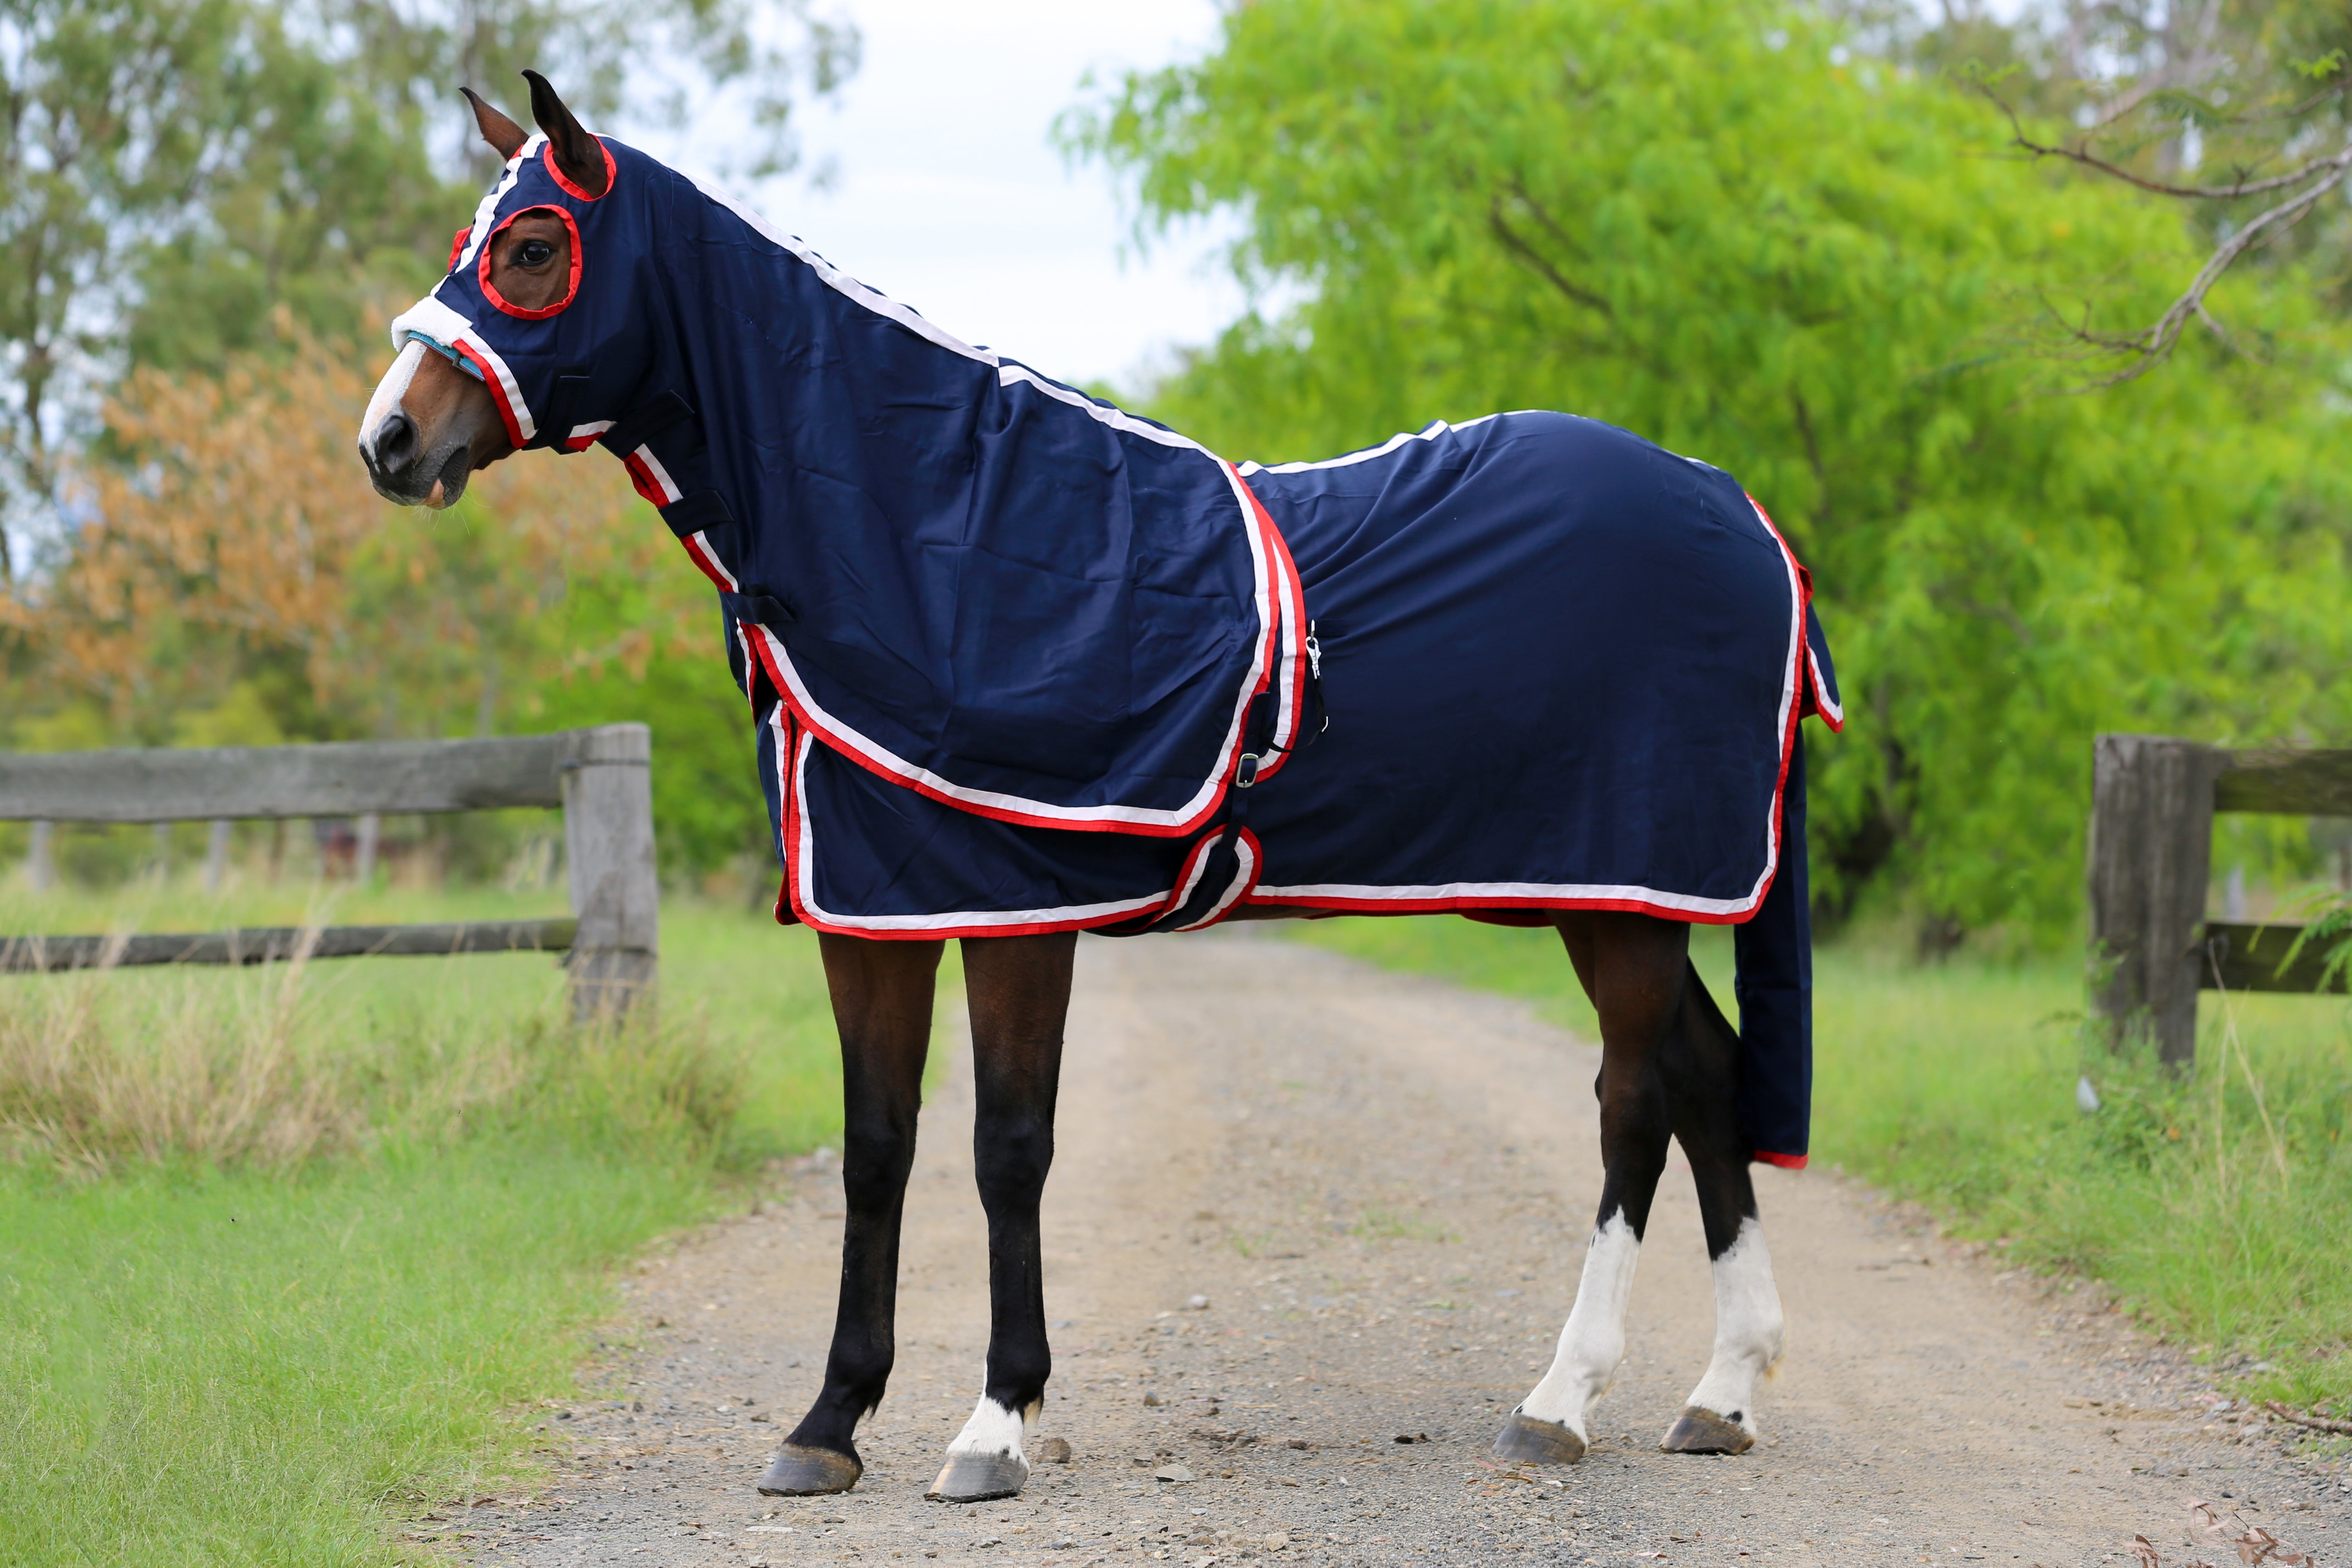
xmin=1072 ymin=0 xmax=2352 ymax=939
xmin=1291 ymin=914 xmax=2352 ymax=1413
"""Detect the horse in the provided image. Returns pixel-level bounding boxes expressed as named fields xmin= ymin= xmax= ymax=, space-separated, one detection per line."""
xmin=355 ymin=73 xmax=1842 ymax=1505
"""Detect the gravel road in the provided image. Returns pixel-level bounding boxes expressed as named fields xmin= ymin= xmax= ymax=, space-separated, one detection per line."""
xmin=452 ymin=935 xmax=2347 ymax=1568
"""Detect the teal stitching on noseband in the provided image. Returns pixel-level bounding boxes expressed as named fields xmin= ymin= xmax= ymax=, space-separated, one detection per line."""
xmin=406 ymin=330 xmax=485 ymax=381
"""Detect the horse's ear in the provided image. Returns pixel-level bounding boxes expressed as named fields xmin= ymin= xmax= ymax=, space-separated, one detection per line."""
xmin=461 ymin=87 xmax=528 ymax=163
xmin=524 ymin=70 xmax=609 ymax=198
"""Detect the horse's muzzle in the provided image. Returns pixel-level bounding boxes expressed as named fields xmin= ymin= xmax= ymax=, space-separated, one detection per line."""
xmin=359 ymin=410 xmax=473 ymax=509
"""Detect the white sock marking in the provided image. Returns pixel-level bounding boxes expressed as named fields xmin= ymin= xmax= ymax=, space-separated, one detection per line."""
xmin=1517 ymin=1211 xmax=1641 ymax=1440
xmin=358 ymin=339 xmax=427 ymax=464
xmin=945 ymin=1394 xmax=1032 ymax=1463
xmin=1682 ymin=1217 xmax=1785 ymax=1434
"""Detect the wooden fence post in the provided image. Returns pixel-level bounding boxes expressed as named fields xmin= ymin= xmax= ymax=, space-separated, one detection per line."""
xmin=560 ymin=723 xmax=658 ymax=1020
xmin=26 ymin=820 xmax=54 ymax=892
xmin=2088 ymin=733 xmax=2224 ymax=1069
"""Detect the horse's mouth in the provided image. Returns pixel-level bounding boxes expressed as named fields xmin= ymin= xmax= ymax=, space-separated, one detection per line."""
xmin=369 ymin=443 xmax=477 ymax=510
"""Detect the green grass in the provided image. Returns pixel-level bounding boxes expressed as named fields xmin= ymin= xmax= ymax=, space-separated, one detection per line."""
xmin=1293 ymin=914 xmax=2352 ymax=1419
xmin=0 ymin=874 xmax=895 ymax=1565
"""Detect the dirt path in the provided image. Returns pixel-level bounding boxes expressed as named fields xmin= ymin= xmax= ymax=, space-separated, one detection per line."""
xmin=458 ymin=935 xmax=2345 ymax=1568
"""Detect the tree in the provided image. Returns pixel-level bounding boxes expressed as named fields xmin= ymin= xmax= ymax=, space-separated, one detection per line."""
xmin=0 ymin=316 xmax=767 ymax=874
xmin=1070 ymin=0 xmax=2352 ymax=940
xmin=1953 ymin=1 xmax=2352 ymax=380
xmin=1 ymin=0 xmax=858 ymax=580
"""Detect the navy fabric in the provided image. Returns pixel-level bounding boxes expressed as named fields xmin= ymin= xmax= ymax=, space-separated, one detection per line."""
xmin=392 ymin=134 xmax=1300 ymax=835
xmin=390 ymin=136 xmax=1840 ymax=1163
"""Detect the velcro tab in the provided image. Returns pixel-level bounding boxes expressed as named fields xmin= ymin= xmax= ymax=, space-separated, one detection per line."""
xmin=604 ymin=390 xmax=699 ymax=457
xmin=720 ymin=589 xmax=796 ymax=630
xmin=659 ymin=489 xmax=735 ymax=539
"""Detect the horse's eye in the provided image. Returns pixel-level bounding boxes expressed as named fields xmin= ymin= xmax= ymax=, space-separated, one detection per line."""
xmin=515 ymin=239 xmax=555 ymax=267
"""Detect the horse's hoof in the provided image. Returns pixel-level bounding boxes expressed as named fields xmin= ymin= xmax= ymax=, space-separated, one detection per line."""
xmin=1491 ymin=1411 xmax=1586 ymax=1466
xmin=924 ymin=1451 xmax=1030 ymax=1503
xmin=1659 ymin=1405 xmax=1754 ymax=1455
xmin=758 ymin=1443 xmax=863 ymax=1496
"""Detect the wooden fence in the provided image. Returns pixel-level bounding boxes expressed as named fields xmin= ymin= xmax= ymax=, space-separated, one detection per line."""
xmin=2088 ymin=733 xmax=2352 ymax=1067
xmin=0 ymin=725 xmax=656 ymax=1018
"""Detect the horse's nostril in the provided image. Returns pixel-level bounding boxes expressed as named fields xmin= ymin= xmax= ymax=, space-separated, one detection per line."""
xmin=372 ymin=410 xmax=418 ymax=473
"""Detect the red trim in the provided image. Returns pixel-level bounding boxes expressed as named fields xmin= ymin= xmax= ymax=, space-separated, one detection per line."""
xmin=447 ymin=226 xmax=472 ymax=272
xmin=451 ymin=340 xmax=526 ymax=448
xmin=679 ymin=531 xmax=735 ymax=590
xmin=622 ymin=448 xmax=674 ymax=506
xmin=775 ymin=723 xmax=1171 ymax=940
xmin=1235 ymin=470 xmax=1310 ymax=784
xmin=1175 ymin=826 xmax=1263 ymax=930
xmin=543 ymin=136 xmax=616 ymax=202
xmin=749 ymin=629 xmax=1233 ymax=839
xmin=1240 ymin=890 xmax=1761 ymax=924
xmin=1753 ymin=1150 xmax=1809 ymax=1170
xmin=478 ymin=205 xmax=582 ymax=320
xmin=738 ymin=460 xmax=1306 ymax=842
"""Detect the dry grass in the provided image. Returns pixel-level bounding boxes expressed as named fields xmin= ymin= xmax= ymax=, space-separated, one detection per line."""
xmin=0 ymin=937 xmax=745 ymax=1177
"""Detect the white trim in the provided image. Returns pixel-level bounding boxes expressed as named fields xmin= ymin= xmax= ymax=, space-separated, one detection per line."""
xmin=630 ymin=444 xmax=683 ymax=504
xmin=1237 ymin=412 xmax=1523 ymax=475
xmin=781 ymin=722 xmax=1168 ymax=932
xmin=750 ymin=454 xmax=1282 ymax=834
xmin=685 ymin=530 xmax=739 ymax=591
xmin=1256 ymin=497 xmax=1807 ymax=920
xmin=995 ymin=363 xmax=1200 ymax=451
xmin=681 ymin=172 xmax=1000 ymax=368
xmin=1249 ymin=879 xmax=1768 ymax=919
xmin=566 ymin=419 xmax=614 ymax=451
xmin=386 ymin=295 xmax=538 ymax=444
xmin=1173 ymin=833 xmax=1258 ymax=931
xmin=453 ymin=137 xmax=542 ymax=277
xmin=1807 ymin=645 xmax=1844 ymax=726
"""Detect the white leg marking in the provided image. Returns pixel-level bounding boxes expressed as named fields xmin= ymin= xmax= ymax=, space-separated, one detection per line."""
xmin=945 ymin=1393 xmax=1032 ymax=1461
xmin=1682 ymin=1217 xmax=1786 ymax=1435
xmin=357 ymin=339 xmax=426 ymax=461
xmin=1517 ymin=1211 xmax=1641 ymax=1440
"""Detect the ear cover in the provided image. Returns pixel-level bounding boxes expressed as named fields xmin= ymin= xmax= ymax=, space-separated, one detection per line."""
xmin=461 ymin=87 xmax=528 ymax=162
xmin=524 ymin=69 xmax=610 ymax=199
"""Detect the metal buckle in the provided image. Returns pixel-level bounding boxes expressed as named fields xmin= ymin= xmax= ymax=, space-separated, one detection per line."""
xmin=1234 ymin=752 xmax=1260 ymax=790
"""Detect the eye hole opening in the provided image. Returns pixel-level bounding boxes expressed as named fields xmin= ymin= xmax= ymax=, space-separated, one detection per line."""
xmin=478 ymin=204 xmax=582 ymax=320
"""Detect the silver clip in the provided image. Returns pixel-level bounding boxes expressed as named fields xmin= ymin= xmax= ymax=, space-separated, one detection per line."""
xmin=1304 ymin=620 xmax=1323 ymax=681
xmin=1235 ymin=752 xmax=1260 ymax=789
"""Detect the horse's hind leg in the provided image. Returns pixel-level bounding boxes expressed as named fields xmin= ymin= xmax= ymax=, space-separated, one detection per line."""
xmin=1495 ymin=911 xmax=1688 ymax=1465
xmin=927 ymin=931 xmax=1076 ymax=1504
xmin=761 ymin=934 xmax=943 ymax=1497
xmin=1658 ymin=967 xmax=1784 ymax=1455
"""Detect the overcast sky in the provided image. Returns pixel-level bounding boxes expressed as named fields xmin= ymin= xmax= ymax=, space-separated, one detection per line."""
xmin=639 ymin=0 xmax=1246 ymax=393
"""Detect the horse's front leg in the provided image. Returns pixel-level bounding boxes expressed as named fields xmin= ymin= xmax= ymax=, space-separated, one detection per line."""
xmin=1495 ymin=911 xmax=1688 ymax=1465
xmin=927 ymin=930 xmax=1076 ymax=1504
xmin=760 ymin=933 xmax=943 ymax=1496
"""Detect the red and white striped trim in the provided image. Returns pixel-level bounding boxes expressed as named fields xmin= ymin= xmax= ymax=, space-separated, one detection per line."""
xmin=772 ymin=714 xmax=1173 ymax=939
xmin=678 ymin=530 xmax=736 ymax=591
xmin=744 ymin=459 xmax=1300 ymax=839
xmin=387 ymin=294 xmax=536 ymax=446
xmin=621 ymin=444 xmax=681 ymax=506
xmin=1242 ymin=494 xmax=1813 ymax=927
xmin=564 ymin=420 xmax=613 ymax=452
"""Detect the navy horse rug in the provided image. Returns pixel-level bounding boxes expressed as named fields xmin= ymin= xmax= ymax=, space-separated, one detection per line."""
xmin=384 ymin=131 xmax=1842 ymax=1162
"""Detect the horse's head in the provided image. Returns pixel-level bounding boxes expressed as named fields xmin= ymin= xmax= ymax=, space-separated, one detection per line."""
xmin=358 ymin=72 xmax=649 ymax=508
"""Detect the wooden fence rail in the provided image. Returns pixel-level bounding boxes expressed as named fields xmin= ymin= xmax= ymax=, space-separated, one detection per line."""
xmin=1 ymin=726 xmax=655 ymax=1018
xmin=2088 ymin=733 xmax=2352 ymax=1068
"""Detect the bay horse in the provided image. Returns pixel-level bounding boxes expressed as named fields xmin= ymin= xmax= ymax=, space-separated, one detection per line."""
xmin=355 ymin=74 xmax=1840 ymax=1504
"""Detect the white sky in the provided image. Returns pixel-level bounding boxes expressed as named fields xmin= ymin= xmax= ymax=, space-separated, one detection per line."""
xmin=639 ymin=0 xmax=1247 ymax=393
